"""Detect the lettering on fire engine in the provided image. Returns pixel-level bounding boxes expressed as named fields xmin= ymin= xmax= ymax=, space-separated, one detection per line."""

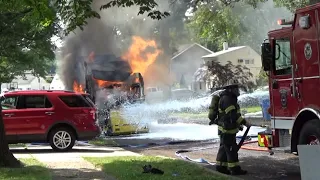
xmin=280 ymin=89 xmax=288 ymax=108
xmin=304 ymin=43 xmax=312 ymax=60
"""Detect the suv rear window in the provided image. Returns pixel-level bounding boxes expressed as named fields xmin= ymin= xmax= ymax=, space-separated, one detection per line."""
xmin=82 ymin=95 xmax=95 ymax=107
xmin=59 ymin=95 xmax=94 ymax=108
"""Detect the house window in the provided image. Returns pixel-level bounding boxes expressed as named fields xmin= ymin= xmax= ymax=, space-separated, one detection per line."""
xmin=238 ymin=59 xmax=243 ymax=63
xmin=245 ymin=59 xmax=254 ymax=64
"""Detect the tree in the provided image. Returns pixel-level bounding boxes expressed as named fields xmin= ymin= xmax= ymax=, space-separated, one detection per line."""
xmin=232 ymin=0 xmax=293 ymax=53
xmin=272 ymin=0 xmax=320 ymax=11
xmin=208 ymin=61 xmax=254 ymax=91
xmin=0 ymin=0 xmax=170 ymax=168
xmin=56 ymin=0 xmax=170 ymax=34
xmin=187 ymin=3 xmax=241 ymax=51
xmin=0 ymin=0 xmax=58 ymax=167
xmin=186 ymin=0 xmax=294 ymax=53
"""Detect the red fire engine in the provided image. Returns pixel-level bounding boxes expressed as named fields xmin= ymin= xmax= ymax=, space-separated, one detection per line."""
xmin=260 ymin=3 xmax=320 ymax=154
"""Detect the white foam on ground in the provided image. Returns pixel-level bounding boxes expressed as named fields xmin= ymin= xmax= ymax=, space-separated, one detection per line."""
xmin=122 ymin=122 xmax=265 ymax=141
xmin=245 ymin=111 xmax=263 ymax=117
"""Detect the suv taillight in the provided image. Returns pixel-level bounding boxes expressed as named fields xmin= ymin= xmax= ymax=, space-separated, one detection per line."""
xmin=82 ymin=109 xmax=96 ymax=122
xmin=90 ymin=110 xmax=95 ymax=120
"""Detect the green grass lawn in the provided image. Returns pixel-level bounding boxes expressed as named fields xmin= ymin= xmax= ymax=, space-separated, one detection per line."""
xmin=88 ymin=137 xmax=119 ymax=146
xmin=242 ymin=106 xmax=262 ymax=113
xmin=85 ymin=156 xmax=228 ymax=180
xmin=171 ymin=106 xmax=261 ymax=119
xmin=9 ymin=143 xmax=26 ymax=148
xmin=0 ymin=158 xmax=51 ymax=180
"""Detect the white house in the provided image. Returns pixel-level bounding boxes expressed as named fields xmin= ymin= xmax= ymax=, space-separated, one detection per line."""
xmin=192 ymin=42 xmax=262 ymax=93
xmin=170 ymin=43 xmax=214 ymax=90
xmin=50 ymin=74 xmax=66 ymax=90
xmin=1 ymin=73 xmax=51 ymax=92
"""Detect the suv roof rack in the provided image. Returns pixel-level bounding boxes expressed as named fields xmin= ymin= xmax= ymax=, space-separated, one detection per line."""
xmin=63 ymin=90 xmax=75 ymax=93
xmin=7 ymin=90 xmax=77 ymax=94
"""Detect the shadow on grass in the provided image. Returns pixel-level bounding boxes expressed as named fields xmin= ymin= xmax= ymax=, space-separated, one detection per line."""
xmin=85 ymin=156 xmax=229 ymax=180
xmin=205 ymin=155 xmax=301 ymax=180
xmin=50 ymin=168 xmax=115 ymax=180
xmin=0 ymin=158 xmax=51 ymax=180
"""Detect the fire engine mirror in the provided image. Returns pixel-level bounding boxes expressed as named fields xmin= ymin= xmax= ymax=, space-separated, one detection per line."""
xmin=261 ymin=42 xmax=272 ymax=71
xmin=299 ymin=15 xmax=311 ymax=29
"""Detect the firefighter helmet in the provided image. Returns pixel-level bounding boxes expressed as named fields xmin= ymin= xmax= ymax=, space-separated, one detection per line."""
xmin=224 ymin=79 xmax=239 ymax=89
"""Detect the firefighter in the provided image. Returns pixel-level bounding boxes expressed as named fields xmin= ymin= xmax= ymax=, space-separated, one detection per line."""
xmin=214 ymin=79 xmax=251 ymax=175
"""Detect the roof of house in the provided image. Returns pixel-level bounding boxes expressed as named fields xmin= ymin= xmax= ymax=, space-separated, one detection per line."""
xmin=171 ymin=43 xmax=214 ymax=60
xmin=175 ymin=44 xmax=193 ymax=55
xmin=50 ymin=74 xmax=65 ymax=89
xmin=202 ymin=46 xmax=246 ymax=58
xmin=11 ymin=73 xmax=38 ymax=85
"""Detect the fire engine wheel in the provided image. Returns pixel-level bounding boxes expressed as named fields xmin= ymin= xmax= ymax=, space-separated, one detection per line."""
xmin=299 ymin=119 xmax=320 ymax=145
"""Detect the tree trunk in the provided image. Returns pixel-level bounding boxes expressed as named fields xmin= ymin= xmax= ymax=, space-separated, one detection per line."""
xmin=0 ymin=104 xmax=22 ymax=168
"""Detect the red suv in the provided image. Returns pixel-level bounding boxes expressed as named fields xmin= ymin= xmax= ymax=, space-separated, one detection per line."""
xmin=1 ymin=90 xmax=100 ymax=152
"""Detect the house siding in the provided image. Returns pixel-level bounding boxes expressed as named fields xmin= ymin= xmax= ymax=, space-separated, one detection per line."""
xmin=171 ymin=45 xmax=213 ymax=86
xmin=1 ymin=75 xmax=50 ymax=92
xmin=203 ymin=46 xmax=262 ymax=82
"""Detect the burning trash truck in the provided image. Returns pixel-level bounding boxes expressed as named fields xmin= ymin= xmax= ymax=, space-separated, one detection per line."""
xmin=72 ymin=53 xmax=149 ymax=136
xmin=59 ymin=34 xmax=162 ymax=136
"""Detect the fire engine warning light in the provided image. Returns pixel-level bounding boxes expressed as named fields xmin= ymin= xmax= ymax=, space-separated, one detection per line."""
xmin=277 ymin=19 xmax=285 ymax=25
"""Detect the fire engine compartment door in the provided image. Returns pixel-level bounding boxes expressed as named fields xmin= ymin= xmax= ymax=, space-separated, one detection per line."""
xmin=270 ymin=33 xmax=299 ymax=129
xmin=293 ymin=9 xmax=320 ymax=109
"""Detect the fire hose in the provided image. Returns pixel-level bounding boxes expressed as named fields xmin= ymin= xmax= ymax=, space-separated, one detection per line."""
xmin=174 ymin=126 xmax=274 ymax=166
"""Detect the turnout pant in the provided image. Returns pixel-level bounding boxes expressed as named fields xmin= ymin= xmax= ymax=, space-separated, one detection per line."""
xmin=216 ymin=133 xmax=240 ymax=169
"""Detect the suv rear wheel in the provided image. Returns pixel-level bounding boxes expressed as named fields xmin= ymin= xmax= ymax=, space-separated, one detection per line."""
xmin=49 ymin=127 xmax=76 ymax=152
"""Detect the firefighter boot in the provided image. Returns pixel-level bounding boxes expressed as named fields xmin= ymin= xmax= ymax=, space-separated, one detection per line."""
xmin=230 ymin=166 xmax=247 ymax=175
xmin=216 ymin=166 xmax=230 ymax=174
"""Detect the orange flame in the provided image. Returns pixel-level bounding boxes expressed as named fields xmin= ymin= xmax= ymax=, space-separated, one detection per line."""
xmin=95 ymin=79 xmax=123 ymax=88
xmin=73 ymin=81 xmax=84 ymax=93
xmin=121 ymin=36 xmax=162 ymax=76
